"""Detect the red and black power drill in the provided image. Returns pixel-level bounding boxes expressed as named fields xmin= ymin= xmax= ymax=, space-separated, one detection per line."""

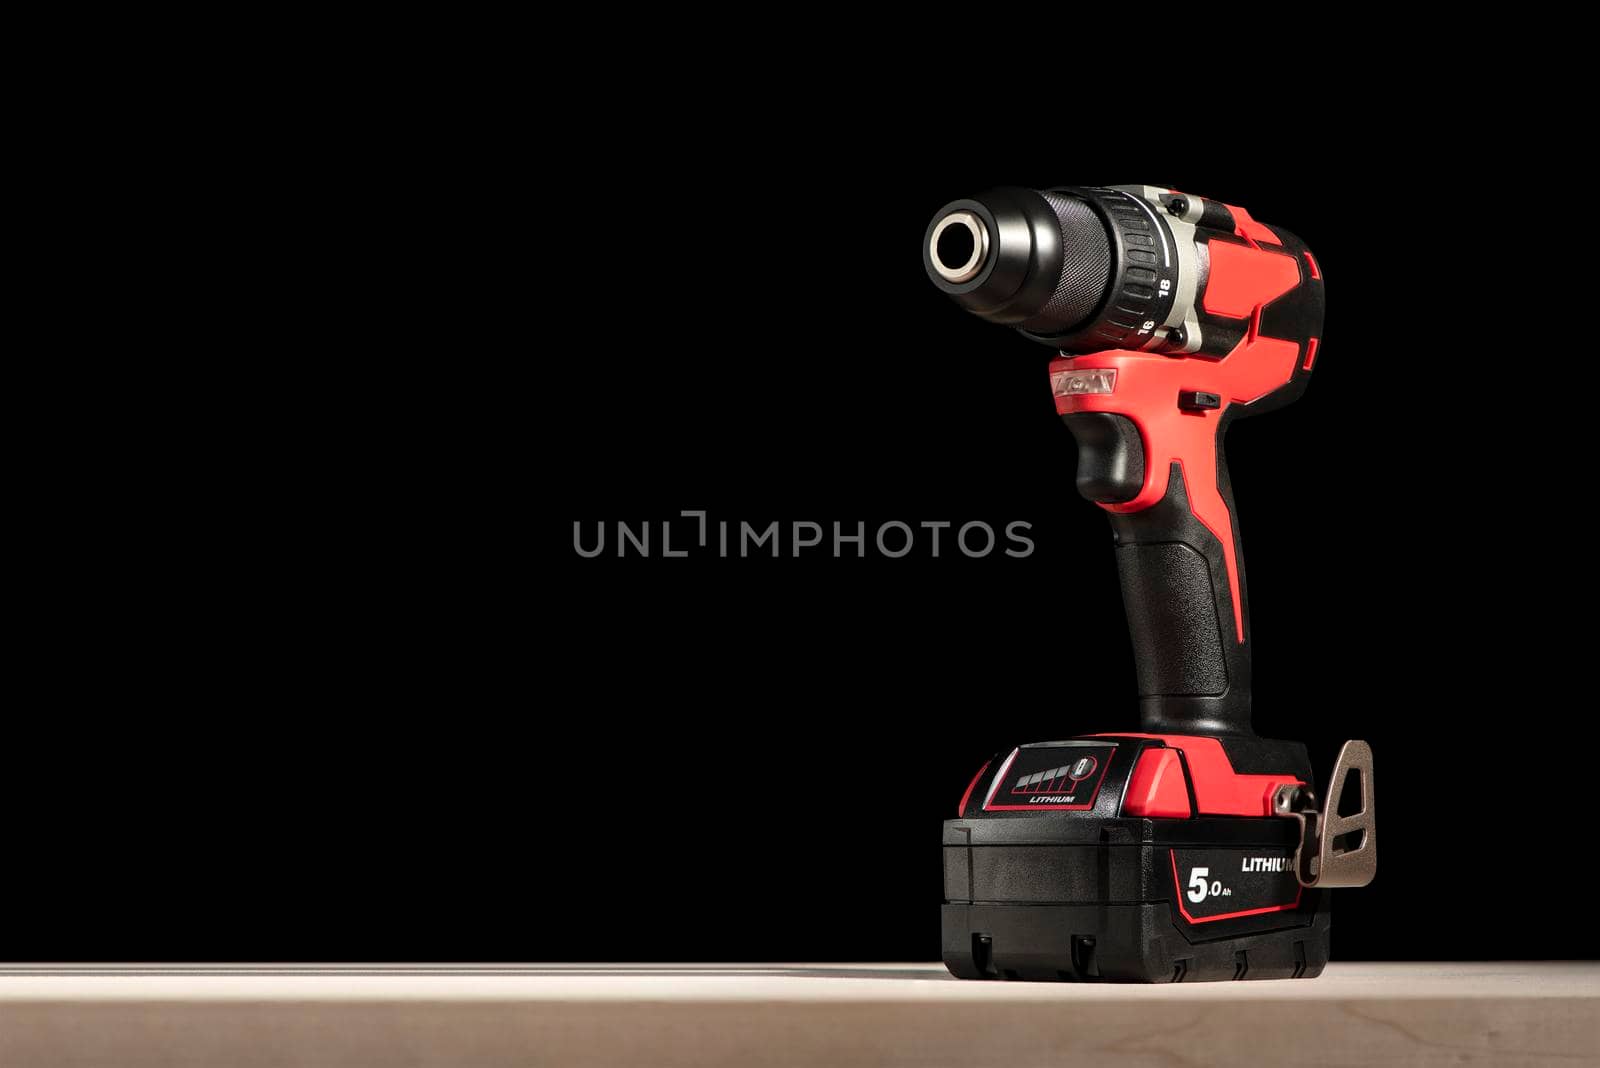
xmin=924 ymin=185 xmax=1376 ymax=982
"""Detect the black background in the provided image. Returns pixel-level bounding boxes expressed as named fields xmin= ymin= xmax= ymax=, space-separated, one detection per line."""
xmin=16 ymin=76 xmax=1598 ymax=962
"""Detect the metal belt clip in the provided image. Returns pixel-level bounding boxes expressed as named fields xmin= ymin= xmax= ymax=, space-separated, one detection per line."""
xmin=1273 ymin=740 xmax=1377 ymax=889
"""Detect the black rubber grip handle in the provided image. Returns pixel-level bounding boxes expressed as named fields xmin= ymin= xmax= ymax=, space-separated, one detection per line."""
xmin=1064 ymin=415 xmax=1252 ymax=735
xmin=1110 ymin=457 xmax=1252 ymax=735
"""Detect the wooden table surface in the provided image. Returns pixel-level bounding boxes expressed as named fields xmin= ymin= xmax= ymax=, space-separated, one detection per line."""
xmin=0 ymin=963 xmax=1593 ymax=1066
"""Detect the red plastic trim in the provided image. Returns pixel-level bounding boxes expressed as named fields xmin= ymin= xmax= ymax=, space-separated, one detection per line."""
xmin=1224 ymin=203 xmax=1282 ymax=248
xmin=1053 ymin=344 xmax=1298 ymax=641
xmin=1303 ymin=250 xmax=1321 ymax=279
xmin=1094 ymin=734 xmax=1302 ymax=817
xmin=957 ymin=759 xmax=990 ymax=817
xmin=1302 ymin=337 xmax=1320 ymax=372
xmin=1202 ymin=241 xmax=1302 ymax=319
xmin=1122 ymin=748 xmax=1191 ymax=818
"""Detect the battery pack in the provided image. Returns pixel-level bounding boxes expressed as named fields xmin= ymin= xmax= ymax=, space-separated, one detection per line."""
xmin=943 ymin=734 xmax=1331 ymax=982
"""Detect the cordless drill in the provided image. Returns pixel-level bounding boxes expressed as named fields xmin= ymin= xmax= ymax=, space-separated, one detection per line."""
xmin=925 ymin=185 xmax=1375 ymax=982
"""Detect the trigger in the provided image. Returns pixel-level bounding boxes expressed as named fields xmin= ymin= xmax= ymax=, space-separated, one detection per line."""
xmin=1062 ymin=413 xmax=1145 ymax=503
